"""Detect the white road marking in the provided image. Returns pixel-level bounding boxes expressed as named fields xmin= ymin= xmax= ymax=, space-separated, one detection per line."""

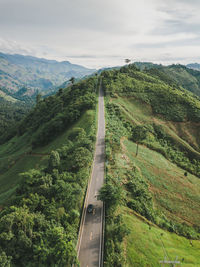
xmin=90 ymin=232 xmax=93 ymax=240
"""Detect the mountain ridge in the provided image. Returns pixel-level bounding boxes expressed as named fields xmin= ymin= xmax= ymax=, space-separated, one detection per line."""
xmin=187 ymin=62 xmax=200 ymax=70
xmin=0 ymin=52 xmax=95 ymax=93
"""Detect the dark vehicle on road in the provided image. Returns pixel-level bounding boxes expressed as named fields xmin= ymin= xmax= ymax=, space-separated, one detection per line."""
xmin=87 ymin=204 xmax=94 ymax=213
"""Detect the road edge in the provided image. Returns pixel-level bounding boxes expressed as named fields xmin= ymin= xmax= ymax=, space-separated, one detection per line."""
xmin=76 ymin=77 xmax=101 ymax=258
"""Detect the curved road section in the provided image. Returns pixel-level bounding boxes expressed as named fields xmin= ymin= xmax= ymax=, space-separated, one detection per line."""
xmin=77 ymin=82 xmax=105 ymax=267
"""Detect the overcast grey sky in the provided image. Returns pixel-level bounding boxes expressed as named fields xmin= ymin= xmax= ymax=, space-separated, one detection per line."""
xmin=0 ymin=0 xmax=200 ymax=68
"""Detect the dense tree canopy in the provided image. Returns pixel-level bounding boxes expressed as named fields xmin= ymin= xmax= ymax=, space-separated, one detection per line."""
xmin=0 ymin=76 xmax=98 ymax=266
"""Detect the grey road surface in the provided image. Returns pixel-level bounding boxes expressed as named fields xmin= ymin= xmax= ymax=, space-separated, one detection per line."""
xmin=78 ymin=82 xmax=105 ymax=267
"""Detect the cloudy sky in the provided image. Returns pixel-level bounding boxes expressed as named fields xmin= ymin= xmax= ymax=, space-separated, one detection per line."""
xmin=0 ymin=0 xmax=200 ymax=68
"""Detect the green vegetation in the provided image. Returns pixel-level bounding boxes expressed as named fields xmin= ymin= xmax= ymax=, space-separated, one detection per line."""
xmin=131 ymin=124 xmax=200 ymax=177
xmin=1 ymin=61 xmax=200 ymax=266
xmin=17 ymin=77 xmax=97 ymax=148
xmin=138 ymin=63 xmax=200 ymax=97
xmin=103 ymin=64 xmax=200 ymax=122
xmin=124 ymin=140 xmax=200 ymax=230
xmin=125 ymin=209 xmax=200 ymax=267
xmin=0 ymin=108 xmax=96 ymax=206
xmin=101 ymin=65 xmax=200 ymax=266
xmin=0 ymin=76 xmax=98 ymax=266
xmin=0 ymin=94 xmax=33 ymax=143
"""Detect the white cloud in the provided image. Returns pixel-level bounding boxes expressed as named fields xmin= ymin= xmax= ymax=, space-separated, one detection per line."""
xmin=0 ymin=0 xmax=200 ymax=68
xmin=0 ymin=38 xmax=35 ymax=55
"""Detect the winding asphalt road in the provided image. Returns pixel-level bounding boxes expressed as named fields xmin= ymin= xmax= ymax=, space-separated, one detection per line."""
xmin=77 ymin=81 xmax=105 ymax=267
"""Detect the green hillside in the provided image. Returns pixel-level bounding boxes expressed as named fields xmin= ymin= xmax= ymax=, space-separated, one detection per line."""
xmin=1 ymin=63 xmax=200 ymax=266
xmin=99 ymin=65 xmax=200 ymax=266
xmin=0 ymin=90 xmax=34 ymax=142
xmin=135 ymin=62 xmax=200 ymax=97
xmin=0 ymin=76 xmax=98 ymax=266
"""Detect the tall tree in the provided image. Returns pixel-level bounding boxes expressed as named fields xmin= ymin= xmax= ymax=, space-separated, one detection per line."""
xmin=132 ymin=126 xmax=148 ymax=156
xmin=98 ymin=182 xmax=124 ymax=211
xmin=48 ymin=151 xmax=60 ymax=171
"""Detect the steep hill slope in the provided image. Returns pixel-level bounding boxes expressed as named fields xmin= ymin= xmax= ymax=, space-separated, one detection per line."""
xmin=0 ymin=52 xmax=95 ymax=92
xmin=0 ymin=88 xmax=34 ymax=142
xmin=0 ymin=76 xmax=98 ymax=266
xmin=135 ymin=62 xmax=200 ymax=97
xmin=100 ymin=65 xmax=200 ymax=266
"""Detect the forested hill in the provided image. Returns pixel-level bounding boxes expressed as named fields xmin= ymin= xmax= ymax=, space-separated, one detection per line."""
xmin=0 ymin=76 xmax=98 ymax=266
xmin=1 ymin=64 xmax=200 ymax=266
xmin=0 ymin=52 xmax=95 ymax=92
xmin=0 ymin=87 xmax=35 ymax=143
xmin=0 ymin=97 xmax=32 ymax=141
xmin=135 ymin=62 xmax=200 ymax=97
xmin=100 ymin=64 xmax=200 ymax=266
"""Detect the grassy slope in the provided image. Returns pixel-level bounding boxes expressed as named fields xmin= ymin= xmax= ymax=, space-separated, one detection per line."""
xmin=103 ymin=66 xmax=200 ymax=265
xmin=162 ymin=66 xmax=200 ymax=97
xmin=107 ymin=132 xmax=200 ymax=266
xmin=0 ymin=109 xmax=95 ymax=204
xmin=112 ymin=96 xmax=200 ymax=225
xmin=0 ymin=90 xmax=18 ymax=102
xmin=124 ymin=139 xmax=200 ymax=226
xmin=113 ymin=97 xmax=200 ymax=153
xmin=138 ymin=63 xmax=200 ymax=97
xmin=124 ymin=209 xmax=200 ymax=267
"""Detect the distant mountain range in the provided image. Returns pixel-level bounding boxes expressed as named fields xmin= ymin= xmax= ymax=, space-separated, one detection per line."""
xmin=187 ymin=63 xmax=200 ymax=71
xmin=0 ymin=52 xmax=95 ymax=93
